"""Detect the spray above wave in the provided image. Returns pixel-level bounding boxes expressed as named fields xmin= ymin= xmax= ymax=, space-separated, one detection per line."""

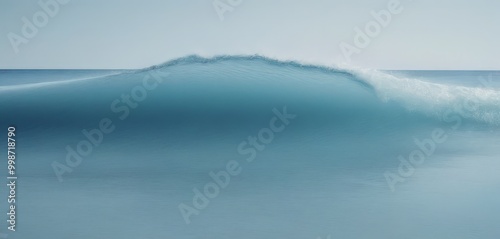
xmin=351 ymin=68 xmax=500 ymax=125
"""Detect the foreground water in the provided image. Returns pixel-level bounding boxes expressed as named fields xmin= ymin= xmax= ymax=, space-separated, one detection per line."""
xmin=0 ymin=56 xmax=499 ymax=238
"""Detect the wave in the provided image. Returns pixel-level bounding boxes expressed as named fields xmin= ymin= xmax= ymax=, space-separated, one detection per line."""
xmin=2 ymin=55 xmax=500 ymax=125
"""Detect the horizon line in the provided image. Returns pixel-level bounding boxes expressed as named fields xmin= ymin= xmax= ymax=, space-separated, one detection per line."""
xmin=1 ymin=68 xmax=499 ymax=71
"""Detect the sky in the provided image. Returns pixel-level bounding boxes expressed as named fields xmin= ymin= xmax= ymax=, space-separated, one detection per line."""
xmin=0 ymin=0 xmax=499 ymax=70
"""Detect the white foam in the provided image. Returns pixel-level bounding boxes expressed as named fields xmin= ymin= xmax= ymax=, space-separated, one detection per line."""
xmin=0 ymin=72 xmax=125 ymax=92
xmin=351 ymin=69 xmax=500 ymax=125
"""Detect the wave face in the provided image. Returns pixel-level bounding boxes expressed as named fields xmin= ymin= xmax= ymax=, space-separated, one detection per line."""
xmin=1 ymin=56 xmax=500 ymax=239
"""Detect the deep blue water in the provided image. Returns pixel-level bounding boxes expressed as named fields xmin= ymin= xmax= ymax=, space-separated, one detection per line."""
xmin=0 ymin=56 xmax=499 ymax=239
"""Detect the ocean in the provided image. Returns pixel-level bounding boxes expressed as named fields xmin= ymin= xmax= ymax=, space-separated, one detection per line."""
xmin=0 ymin=55 xmax=499 ymax=238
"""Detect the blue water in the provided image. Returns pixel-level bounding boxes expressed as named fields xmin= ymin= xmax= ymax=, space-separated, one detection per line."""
xmin=0 ymin=56 xmax=499 ymax=239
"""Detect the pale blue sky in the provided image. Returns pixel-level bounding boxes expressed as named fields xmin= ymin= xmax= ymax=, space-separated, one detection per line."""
xmin=1 ymin=0 xmax=499 ymax=69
